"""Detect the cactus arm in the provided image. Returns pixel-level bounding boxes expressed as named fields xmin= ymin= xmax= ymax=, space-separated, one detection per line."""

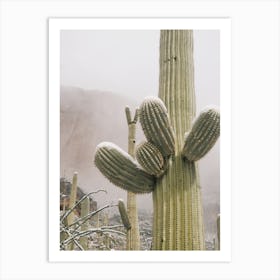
xmin=125 ymin=106 xmax=132 ymax=124
xmin=182 ymin=107 xmax=220 ymax=161
xmin=139 ymin=96 xmax=175 ymax=157
xmin=118 ymin=199 xmax=131 ymax=230
xmin=133 ymin=108 xmax=139 ymax=123
xmin=136 ymin=141 xmax=166 ymax=177
xmin=94 ymin=142 xmax=155 ymax=193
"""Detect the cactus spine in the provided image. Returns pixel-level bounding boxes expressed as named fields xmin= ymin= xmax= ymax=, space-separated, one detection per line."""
xmin=125 ymin=107 xmax=140 ymax=250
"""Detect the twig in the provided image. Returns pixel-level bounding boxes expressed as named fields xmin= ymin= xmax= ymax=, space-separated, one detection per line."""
xmin=60 ymin=189 xmax=107 ymax=223
xmin=62 ymin=228 xmax=126 ymax=246
xmin=69 ymin=204 xmax=110 ymax=230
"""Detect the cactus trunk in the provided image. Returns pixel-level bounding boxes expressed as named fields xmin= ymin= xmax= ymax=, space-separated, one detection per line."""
xmin=125 ymin=108 xmax=140 ymax=250
xmin=152 ymin=30 xmax=205 ymax=250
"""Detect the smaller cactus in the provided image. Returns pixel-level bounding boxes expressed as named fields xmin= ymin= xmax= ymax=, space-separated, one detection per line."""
xmin=217 ymin=213 xmax=220 ymax=250
xmin=94 ymin=142 xmax=155 ymax=193
xmin=182 ymin=107 xmax=220 ymax=161
xmin=67 ymin=172 xmax=78 ymax=250
xmin=136 ymin=141 xmax=166 ymax=177
xmin=139 ymin=96 xmax=175 ymax=157
xmin=118 ymin=199 xmax=131 ymax=231
xmin=80 ymin=197 xmax=90 ymax=249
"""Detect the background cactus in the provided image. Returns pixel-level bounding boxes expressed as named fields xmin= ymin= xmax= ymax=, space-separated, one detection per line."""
xmin=67 ymin=172 xmax=78 ymax=250
xmin=125 ymin=107 xmax=141 ymax=250
xmin=67 ymin=172 xmax=78 ymax=227
xmin=94 ymin=30 xmax=220 ymax=250
xmin=217 ymin=213 xmax=220 ymax=250
xmin=80 ymin=197 xmax=90 ymax=249
xmin=60 ymin=187 xmax=127 ymax=250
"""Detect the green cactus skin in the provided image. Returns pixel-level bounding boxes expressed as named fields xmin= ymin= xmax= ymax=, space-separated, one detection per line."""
xmin=80 ymin=197 xmax=90 ymax=249
xmin=94 ymin=142 xmax=155 ymax=193
xmin=139 ymin=96 xmax=175 ymax=157
xmin=182 ymin=107 xmax=220 ymax=161
xmin=125 ymin=107 xmax=141 ymax=250
xmin=136 ymin=141 xmax=165 ymax=177
xmin=118 ymin=199 xmax=132 ymax=231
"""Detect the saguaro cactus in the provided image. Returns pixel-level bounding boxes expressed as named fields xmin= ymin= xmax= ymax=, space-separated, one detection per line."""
xmin=125 ymin=107 xmax=141 ymax=250
xmin=94 ymin=30 xmax=220 ymax=250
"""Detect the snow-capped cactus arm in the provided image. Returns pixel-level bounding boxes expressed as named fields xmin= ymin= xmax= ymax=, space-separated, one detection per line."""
xmin=139 ymin=96 xmax=175 ymax=157
xmin=94 ymin=142 xmax=155 ymax=193
xmin=136 ymin=141 xmax=166 ymax=177
xmin=182 ymin=107 xmax=220 ymax=161
xmin=118 ymin=199 xmax=131 ymax=230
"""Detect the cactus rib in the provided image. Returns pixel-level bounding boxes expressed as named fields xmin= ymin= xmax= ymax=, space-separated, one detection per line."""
xmin=182 ymin=107 xmax=220 ymax=161
xmin=94 ymin=142 xmax=155 ymax=193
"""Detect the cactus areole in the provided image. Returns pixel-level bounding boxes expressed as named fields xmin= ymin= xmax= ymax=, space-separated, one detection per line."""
xmin=94 ymin=30 xmax=220 ymax=250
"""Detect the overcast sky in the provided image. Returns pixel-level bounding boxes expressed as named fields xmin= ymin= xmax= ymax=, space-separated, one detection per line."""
xmin=60 ymin=30 xmax=220 ymax=109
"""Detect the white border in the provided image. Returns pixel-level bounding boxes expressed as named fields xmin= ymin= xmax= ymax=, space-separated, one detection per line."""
xmin=49 ymin=18 xmax=231 ymax=262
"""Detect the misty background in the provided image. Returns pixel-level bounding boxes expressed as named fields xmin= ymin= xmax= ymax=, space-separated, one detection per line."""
xmin=60 ymin=30 xmax=220 ymax=238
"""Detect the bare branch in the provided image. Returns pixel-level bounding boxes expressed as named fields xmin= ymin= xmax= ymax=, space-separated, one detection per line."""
xmin=70 ymin=204 xmax=111 ymax=230
xmin=62 ymin=228 xmax=126 ymax=246
xmin=60 ymin=189 xmax=107 ymax=223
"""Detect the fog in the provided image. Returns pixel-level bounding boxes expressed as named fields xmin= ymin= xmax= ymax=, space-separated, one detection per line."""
xmin=61 ymin=30 xmax=219 ymax=107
